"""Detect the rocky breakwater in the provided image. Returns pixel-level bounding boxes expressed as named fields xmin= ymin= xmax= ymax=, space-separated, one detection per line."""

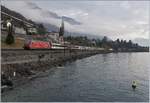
xmin=1 ymin=49 xmax=106 ymax=92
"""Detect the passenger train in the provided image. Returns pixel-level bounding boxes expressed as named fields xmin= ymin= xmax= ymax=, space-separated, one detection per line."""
xmin=23 ymin=35 xmax=104 ymax=50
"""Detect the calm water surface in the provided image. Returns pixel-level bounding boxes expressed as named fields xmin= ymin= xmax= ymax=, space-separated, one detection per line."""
xmin=2 ymin=53 xmax=149 ymax=102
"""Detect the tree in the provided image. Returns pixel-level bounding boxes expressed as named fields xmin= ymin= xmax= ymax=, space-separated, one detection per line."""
xmin=127 ymin=40 xmax=133 ymax=48
xmin=37 ymin=23 xmax=46 ymax=35
xmin=95 ymin=39 xmax=102 ymax=47
xmin=101 ymin=36 xmax=110 ymax=49
xmin=102 ymin=36 xmax=107 ymax=43
xmin=116 ymin=38 xmax=120 ymax=44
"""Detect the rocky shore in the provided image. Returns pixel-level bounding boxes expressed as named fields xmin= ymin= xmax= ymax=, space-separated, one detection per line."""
xmin=1 ymin=49 xmax=110 ymax=92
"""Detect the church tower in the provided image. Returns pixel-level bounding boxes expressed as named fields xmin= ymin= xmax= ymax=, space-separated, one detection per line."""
xmin=59 ymin=18 xmax=64 ymax=43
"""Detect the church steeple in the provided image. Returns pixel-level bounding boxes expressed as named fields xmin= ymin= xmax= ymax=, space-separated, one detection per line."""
xmin=59 ymin=18 xmax=64 ymax=37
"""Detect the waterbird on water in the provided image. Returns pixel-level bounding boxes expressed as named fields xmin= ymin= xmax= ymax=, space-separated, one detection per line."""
xmin=132 ymin=80 xmax=137 ymax=89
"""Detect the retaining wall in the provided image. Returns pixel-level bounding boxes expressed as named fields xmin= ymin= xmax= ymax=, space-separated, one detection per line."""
xmin=1 ymin=49 xmax=105 ymax=79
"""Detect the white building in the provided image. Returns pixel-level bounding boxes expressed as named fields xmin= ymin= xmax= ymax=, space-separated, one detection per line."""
xmin=14 ymin=27 xmax=26 ymax=34
xmin=47 ymin=32 xmax=60 ymax=43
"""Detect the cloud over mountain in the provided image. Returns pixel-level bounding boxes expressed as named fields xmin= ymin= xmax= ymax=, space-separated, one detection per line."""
xmin=2 ymin=1 xmax=81 ymax=26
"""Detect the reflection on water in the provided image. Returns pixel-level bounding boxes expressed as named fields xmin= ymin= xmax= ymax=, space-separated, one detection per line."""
xmin=2 ymin=53 xmax=149 ymax=102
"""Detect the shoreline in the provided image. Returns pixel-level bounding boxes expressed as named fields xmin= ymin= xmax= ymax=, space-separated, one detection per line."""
xmin=1 ymin=49 xmax=110 ymax=93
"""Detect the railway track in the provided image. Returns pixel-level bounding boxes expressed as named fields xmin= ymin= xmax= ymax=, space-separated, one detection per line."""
xmin=1 ymin=48 xmax=91 ymax=53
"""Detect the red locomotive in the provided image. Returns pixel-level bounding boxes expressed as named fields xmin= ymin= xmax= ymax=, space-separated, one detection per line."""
xmin=24 ymin=35 xmax=52 ymax=49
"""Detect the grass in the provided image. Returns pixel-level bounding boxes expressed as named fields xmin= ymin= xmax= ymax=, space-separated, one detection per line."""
xmin=1 ymin=37 xmax=25 ymax=49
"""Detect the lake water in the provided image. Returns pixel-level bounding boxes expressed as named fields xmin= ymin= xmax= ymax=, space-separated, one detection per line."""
xmin=2 ymin=53 xmax=149 ymax=102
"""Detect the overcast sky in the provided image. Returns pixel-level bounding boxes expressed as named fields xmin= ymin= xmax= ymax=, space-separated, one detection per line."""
xmin=1 ymin=0 xmax=150 ymax=45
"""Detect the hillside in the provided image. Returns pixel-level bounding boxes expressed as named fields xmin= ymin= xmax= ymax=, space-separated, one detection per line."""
xmin=1 ymin=5 xmax=36 ymax=28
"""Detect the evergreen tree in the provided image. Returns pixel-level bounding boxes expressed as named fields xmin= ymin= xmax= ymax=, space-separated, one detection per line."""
xmin=127 ymin=40 xmax=133 ymax=48
xmin=102 ymin=36 xmax=107 ymax=43
xmin=37 ymin=23 xmax=46 ymax=35
xmin=116 ymin=38 xmax=120 ymax=44
xmin=101 ymin=36 xmax=109 ymax=49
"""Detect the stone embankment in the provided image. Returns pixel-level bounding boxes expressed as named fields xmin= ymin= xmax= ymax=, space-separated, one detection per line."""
xmin=1 ymin=49 xmax=109 ymax=92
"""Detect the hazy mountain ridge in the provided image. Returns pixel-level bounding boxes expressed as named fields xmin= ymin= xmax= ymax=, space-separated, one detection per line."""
xmin=1 ymin=5 xmax=29 ymax=23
